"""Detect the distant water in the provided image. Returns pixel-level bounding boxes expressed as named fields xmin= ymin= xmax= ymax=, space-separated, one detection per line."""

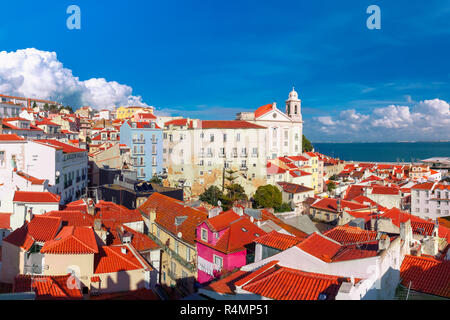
xmin=313 ymin=142 xmax=450 ymax=162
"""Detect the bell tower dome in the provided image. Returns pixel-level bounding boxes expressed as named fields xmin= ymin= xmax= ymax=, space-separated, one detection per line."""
xmin=286 ymin=87 xmax=302 ymax=122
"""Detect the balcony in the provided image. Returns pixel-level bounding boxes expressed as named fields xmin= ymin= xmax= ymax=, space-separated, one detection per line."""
xmin=146 ymin=231 xmax=196 ymax=272
xmin=252 ymin=153 xmax=258 ymax=158
xmin=240 ymin=166 xmax=248 ymax=171
xmin=206 ymin=153 xmax=213 ymax=158
xmin=241 ymin=153 xmax=248 ymax=158
xmin=133 ymin=150 xmax=145 ymax=155
xmin=137 ymin=172 xmax=146 ymax=178
xmin=133 ymin=138 xmax=145 ymax=144
xmin=198 ymin=153 xmax=205 ymax=158
xmin=219 ymin=153 xmax=226 ymax=158
xmin=232 ymin=153 xmax=238 ymax=158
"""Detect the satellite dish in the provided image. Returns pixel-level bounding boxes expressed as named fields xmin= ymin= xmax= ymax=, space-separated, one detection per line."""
xmin=56 ymin=171 xmax=60 ymax=177
xmin=177 ymin=232 xmax=182 ymax=238
xmin=217 ymin=200 xmax=222 ymax=207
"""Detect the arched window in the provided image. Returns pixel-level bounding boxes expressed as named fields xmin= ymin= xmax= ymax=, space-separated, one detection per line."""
xmin=287 ymin=105 xmax=290 ymax=115
xmin=294 ymin=105 xmax=298 ymax=114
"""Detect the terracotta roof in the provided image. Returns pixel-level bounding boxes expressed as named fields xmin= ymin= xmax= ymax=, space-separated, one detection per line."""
xmin=239 ymin=263 xmax=353 ymax=300
xmin=109 ymin=224 xmax=159 ymax=252
xmin=44 ymin=210 xmax=94 ymax=227
xmin=267 ymin=162 xmax=286 ymax=175
xmin=205 ymin=210 xmax=241 ymax=232
xmin=164 ymin=118 xmax=189 ymax=127
xmin=198 ymin=217 xmax=266 ymax=254
xmin=411 ymin=182 xmax=435 ymax=190
xmin=289 ymin=170 xmax=312 ymax=178
xmin=0 ymin=213 xmax=11 ymax=229
xmin=324 ymin=226 xmax=378 ymax=245
xmin=14 ymin=274 xmax=83 ymax=300
xmin=0 ymin=134 xmax=25 ymax=141
xmin=3 ymin=216 xmax=62 ymax=250
xmin=13 ymin=191 xmax=60 ymax=203
xmin=370 ymin=185 xmax=400 ymax=195
xmin=254 ymin=103 xmax=273 ymax=118
xmin=94 ymin=201 xmax=143 ymax=228
xmin=94 ymin=246 xmax=143 ymax=274
xmin=254 ymin=230 xmax=303 ymax=250
xmin=15 ymin=171 xmax=46 ymax=185
xmin=400 ymin=255 xmax=450 ymax=298
xmin=41 ymin=226 xmax=98 ymax=254
xmin=297 ymin=233 xmax=342 ymax=262
xmin=203 ymin=270 xmax=250 ymax=295
xmin=200 ymin=120 xmax=266 ymax=129
xmin=35 ymin=139 xmax=86 ymax=154
xmin=311 ymin=198 xmax=369 ymax=213
xmin=139 ymin=193 xmax=207 ymax=245
xmin=344 ymin=185 xmax=366 ymax=201
xmin=36 ymin=119 xmax=60 ymax=126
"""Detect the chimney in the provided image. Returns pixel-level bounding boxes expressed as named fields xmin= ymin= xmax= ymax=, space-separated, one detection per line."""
xmin=378 ymin=234 xmax=390 ymax=251
xmin=272 ymin=102 xmax=277 ymax=109
xmin=121 ymin=247 xmax=127 ymax=255
xmin=422 ymin=237 xmax=439 ymax=256
xmin=94 ymin=219 xmax=102 ymax=231
xmin=233 ymin=206 xmax=244 ymax=216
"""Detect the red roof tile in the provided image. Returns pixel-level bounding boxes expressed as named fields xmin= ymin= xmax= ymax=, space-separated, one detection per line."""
xmin=199 ymin=217 xmax=266 ymax=254
xmin=400 ymin=255 xmax=450 ymax=298
xmin=4 ymin=216 xmax=62 ymax=250
xmin=254 ymin=230 xmax=304 ymax=250
xmin=277 ymin=182 xmax=314 ymax=194
xmin=13 ymin=191 xmax=60 ymax=203
xmin=94 ymin=246 xmax=143 ymax=274
xmin=14 ymin=274 xmax=83 ymax=300
xmin=311 ymin=198 xmax=369 ymax=213
xmin=43 ymin=210 xmax=94 ymax=227
xmin=324 ymin=226 xmax=378 ymax=245
xmin=237 ymin=263 xmax=351 ymax=300
xmin=35 ymin=139 xmax=86 ymax=154
xmin=267 ymin=162 xmax=286 ymax=175
xmin=254 ymin=103 xmax=273 ymax=118
xmin=297 ymin=233 xmax=342 ymax=262
xmin=139 ymin=193 xmax=207 ymax=245
xmin=0 ymin=213 xmax=11 ymax=229
xmin=203 ymin=270 xmax=250 ymax=295
xmin=41 ymin=226 xmax=98 ymax=254
xmin=0 ymin=134 xmax=25 ymax=141
xmin=15 ymin=171 xmax=46 ymax=185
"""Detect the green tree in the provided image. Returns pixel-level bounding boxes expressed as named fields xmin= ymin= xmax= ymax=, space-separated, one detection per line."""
xmin=225 ymin=183 xmax=247 ymax=203
xmin=253 ymin=185 xmax=282 ymax=209
xmin=43 ymin=103 xmax=49 ymax=111
xmin=302 ymin=135 xmax=313 ymax=152
xmin=327 ymin=181 xmax=337 ymax=193
xmin=32 ymin=101 xmax=37 ymax=109
xmin=149 ymin=175 xmax=162 ymax=184
xmin=199 ymin=186 xmax=224 ymax=206
xmin=329 ymin=174 xmax=338 ymax=181
xmin=275 ymin=202 xmax=292 ymax=213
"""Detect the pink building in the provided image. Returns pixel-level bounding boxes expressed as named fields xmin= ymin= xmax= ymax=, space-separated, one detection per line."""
xmin=196 ymin=210 xmax=266 ymax=284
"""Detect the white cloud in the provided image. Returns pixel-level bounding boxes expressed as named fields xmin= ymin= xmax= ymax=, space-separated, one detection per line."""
xmin=0 ymin=48 xmax=149 ymax=110
xmin=309 ymin=99 xmax=450 ymax=141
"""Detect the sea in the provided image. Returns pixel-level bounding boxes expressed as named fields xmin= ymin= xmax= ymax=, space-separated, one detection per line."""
xmin=313 ymin=142 xmax=450 ymax=163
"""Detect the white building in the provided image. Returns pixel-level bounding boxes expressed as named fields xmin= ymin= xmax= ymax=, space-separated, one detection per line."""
xmin=0 ymin=135 xmax=88 ymax=206
xmin=411 ymin=182 xmax=450 ymax=219
xmin=163 ymin=119 xmax=268 ymax=199
xmin=236 ymin=88 xmax=303 ymax=159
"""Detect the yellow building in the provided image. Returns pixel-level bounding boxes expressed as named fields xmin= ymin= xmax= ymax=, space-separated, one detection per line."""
xmin=116 ymin=106 xmax=154 ymax=120
xmin=139 ymin=192 xmax=207 ymax=298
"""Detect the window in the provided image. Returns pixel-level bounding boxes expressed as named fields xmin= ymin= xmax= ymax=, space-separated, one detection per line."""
xmin=0 ymin=151 xmax=4 ymax=167
xmin=223 ymin=134 xmax=227 ymax=142
xmin=201 ymin=228 xmax=208 ymax=242
xmin=213 ymin=255 xmax=223 ymax=270
xmin=236 ymin=133 xmax=240 ymax=142
xmin=186 ymin=247 xmax=191 ymax=261
xmin=174 ymin=241 xmax=179 ymax=254
xmin=210 ymin=134 xmax=214 ymax=142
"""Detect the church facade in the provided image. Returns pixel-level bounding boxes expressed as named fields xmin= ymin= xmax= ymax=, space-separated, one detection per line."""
xmin=236 ymin=87 xmax=303 ymax=159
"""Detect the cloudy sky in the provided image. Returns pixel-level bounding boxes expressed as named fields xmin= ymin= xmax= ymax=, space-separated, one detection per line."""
xmin=0 ymin=0 xmax=449 ymax=142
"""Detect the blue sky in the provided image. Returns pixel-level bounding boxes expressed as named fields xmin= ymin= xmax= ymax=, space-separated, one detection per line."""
xmin=0 ymin=0 xmax=449 ymax=142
